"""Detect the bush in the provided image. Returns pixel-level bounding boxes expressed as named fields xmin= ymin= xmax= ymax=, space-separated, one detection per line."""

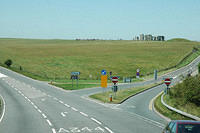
xmin=4 ymin=59 xmax=12 ymax=67
xmin=171 ymin=75 xmax=200 ymax=106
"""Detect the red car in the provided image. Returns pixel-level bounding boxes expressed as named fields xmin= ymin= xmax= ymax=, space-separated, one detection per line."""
xmin=163 ymin=120 xmax=200 ymax=133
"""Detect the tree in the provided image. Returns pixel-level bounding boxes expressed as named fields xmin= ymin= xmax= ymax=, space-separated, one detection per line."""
xmin=4 ymin=59 xmax=12 ymax=67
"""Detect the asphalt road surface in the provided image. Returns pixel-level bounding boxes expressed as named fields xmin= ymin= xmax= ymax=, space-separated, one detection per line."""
xmin=0 ymin=56 xmax=200 ymax=133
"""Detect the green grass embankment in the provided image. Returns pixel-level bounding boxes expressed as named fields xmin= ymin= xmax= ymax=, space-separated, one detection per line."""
xmin=154 ymin=93 xmax=191 ymax=120
xmin=0 ymin=38 xmax=199 ymax=80
xmin=154 ymin=75 xmax=200 ymax=120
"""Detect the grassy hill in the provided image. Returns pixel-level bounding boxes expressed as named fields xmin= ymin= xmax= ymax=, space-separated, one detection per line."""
xmin=167 ymin=38 xmax=192 ymax=42
xmin=0 ymin=38 xmax=199 ymax=80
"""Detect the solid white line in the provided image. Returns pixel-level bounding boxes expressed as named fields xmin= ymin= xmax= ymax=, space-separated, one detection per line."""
xmin=27 ymin=99 xmax=31 ymax=102
xmin=91 ymin=118 xmax=102 ymax=125
xmin=71 ymin=107 xmax=78 ymax=112
xmin=52 ymin=128 xmax=56 ymax=133
xmin=105 ymin=127 xmax=114 ymax=133
xmin=64 ymin=104 xmax=70 ymax=108
xmin=80 ymin=112 xmax=88 ymax=117
xmin=0 ymin=95 xmax=6 ymax=123
xmin=42 ymin=113 xmax=47 ymax=119
xmin=46 ymin=119 xmax=52 ymax=126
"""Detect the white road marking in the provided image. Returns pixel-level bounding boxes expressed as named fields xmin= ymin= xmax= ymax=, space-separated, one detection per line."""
xmin=71 ymin=107 xmax=78 ymax=112
xmin=105 ymin=127 xmax=114 ymax=133
xmin=46 ymin=119 xmax=52 ymax=126
xmin=58 ymin=128 xmax=70 ymax=133
xmin=42 ymin=113 xmax=47 ymax=119
xmin=81 ymin=127 xmax=92 ymax=132
xmin=64 ymin=104 xmax=70 ymax=108
xmin=54 ymin=97 xmax=58 ymax=100
xmin=34 ymin=105 xmax=38 ymax=109
xmin=0 ymin=73 xmax=7 ymax=78
xmin=91 ymin=118 xmax=102 ymax=125
xmin=0 ymin=95 xmax=6 ymax=123
xmin=59 ymin=100 xmax=64 ymax=104
xmin=47 ymin=95 xmax=52 ymax=97
xmin=38 ymin=109 xmax=42 ymax=113
xmin=80 ymin=112 xmax=88 ymax=117
xmin=52 ymin=128 xmax=57 ymax=133
xmin=41 ymin=98 xmax=46 ymax=102
xmin=95 ymin=127 xmax=105 ymax=132
xmin=61 ymin=112 xmax=68 ymax=117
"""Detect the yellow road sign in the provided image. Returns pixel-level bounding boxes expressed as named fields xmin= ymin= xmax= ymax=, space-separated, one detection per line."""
xmin=101 ymin=75 xmax=107 ymax=88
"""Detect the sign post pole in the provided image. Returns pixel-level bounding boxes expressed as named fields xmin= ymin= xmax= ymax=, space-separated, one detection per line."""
xmin=164 ymin=78 xmax=171 ymax=95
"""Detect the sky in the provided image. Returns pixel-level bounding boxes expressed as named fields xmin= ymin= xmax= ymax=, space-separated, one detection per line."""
xmin=0 ymin=0 xmax=200 ymax=40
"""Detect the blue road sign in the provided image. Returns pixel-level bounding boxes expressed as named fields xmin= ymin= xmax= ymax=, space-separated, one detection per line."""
xmin=101 ymin=70 xmax=107 ymax=75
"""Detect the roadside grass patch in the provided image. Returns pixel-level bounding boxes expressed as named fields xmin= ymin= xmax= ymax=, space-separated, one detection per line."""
xmin=154 ymin=93 xmax=191 ymax=120
xmin=164 ymin=95 xmax=200 ymax=118
xmin=52 ymin=83 xmax=100 ymax=90
xmin=90 ymin=83 xmax=161 ymax=104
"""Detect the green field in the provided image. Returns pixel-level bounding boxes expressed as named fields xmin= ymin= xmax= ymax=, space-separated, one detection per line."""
xmin=0 ymin=38 xmax=200 ymax=81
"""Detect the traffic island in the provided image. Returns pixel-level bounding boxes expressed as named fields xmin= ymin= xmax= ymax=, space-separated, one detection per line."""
xmin=89 ymin=82 xmax=162 ymax=104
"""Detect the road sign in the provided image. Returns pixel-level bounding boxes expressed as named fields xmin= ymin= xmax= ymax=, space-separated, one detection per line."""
xmin=164 ymin=78 xmax=171 ymax=86
xmin=101 ymin=75 xmax=107 ymax=88
xmin=112 ymin=76 xmax=118 ymax=84
xmin=71 ymin=72 xmax=80 ymax=75
xmin=101 ymin=70 xmax=106 ymax=75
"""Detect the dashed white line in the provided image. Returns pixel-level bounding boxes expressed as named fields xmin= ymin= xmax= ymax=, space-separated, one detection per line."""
xmin=38 ymin=109 xmax=42 ymax=113
xmin=91 ymin=118 xmax=102 ymax=125
xmin=46 ymin=119 xmax=52 ymax=127
xmin=71 ymin=107 xmax=78 ymax=112
xmin=34 ymin=105 xmax=38 ymax=109
xmin=42 ymin=113 xmax=47 ymax=119
xmin=52 ymin=128 xmax=56 ymax=133
xmin=105 ymin=127 xmax=114 ymax=133
xmin=53 ymin=97 xmax=58 ymax=100
xmin=64 ymin=104 xmax=70 ymax=108
xmin=80 ymin=112 xmax=88 ymax=117
xmin=59 ymin=100 xmax=64 ymax=104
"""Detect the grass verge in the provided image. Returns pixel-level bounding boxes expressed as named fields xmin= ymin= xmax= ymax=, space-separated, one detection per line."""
xmin=52 ymin=83 xmax=100 ymax=90
xmin=89 ymin=82 xmax=162 ymax=104
xmin=164 ymin=95 xmax=200 ymax=118
xmin=154 ymin=93 xmax=192 ymax=120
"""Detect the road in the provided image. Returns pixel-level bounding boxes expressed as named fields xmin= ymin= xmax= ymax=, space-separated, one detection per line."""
xmin=0 ymin=56 xmax=200 ymax=133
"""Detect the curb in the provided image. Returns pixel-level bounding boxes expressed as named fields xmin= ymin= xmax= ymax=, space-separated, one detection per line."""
xmin=161 ymin=94 xmax=200 ymax=121
xmin=152 ymin=92 xmax=171 ymax=122
xmin=0 ymin=94 xmax=5 ymax=123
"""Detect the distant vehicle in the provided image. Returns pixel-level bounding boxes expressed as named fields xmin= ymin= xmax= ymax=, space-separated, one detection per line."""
xmin=162 ymin=120 xmax=200 ymax=133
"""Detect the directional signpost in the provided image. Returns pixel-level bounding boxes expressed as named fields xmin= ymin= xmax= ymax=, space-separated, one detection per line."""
xmin=101 ymin=70 xmax=107 ymax=88
xmin=164 ymin=78 xmax=171 ymax=94
xmin=71 ymin=72 xmax=80 ymax=87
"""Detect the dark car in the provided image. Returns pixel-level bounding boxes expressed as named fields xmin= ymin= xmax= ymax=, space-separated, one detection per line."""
xmin=163 ymin=120 xmax=200 ymax=133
